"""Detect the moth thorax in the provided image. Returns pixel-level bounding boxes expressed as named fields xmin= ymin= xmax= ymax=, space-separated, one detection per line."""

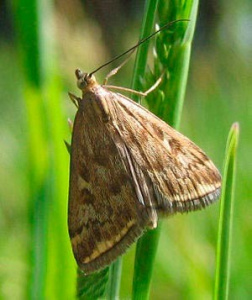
xmin=75 ymin=68 xmax=98 ymax=93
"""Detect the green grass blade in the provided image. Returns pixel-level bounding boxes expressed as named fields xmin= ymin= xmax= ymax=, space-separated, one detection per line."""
xmin=11 ymin=0 xmax=75 ymax=298
xmin=214 ymin=122 xmax=240 ymax=300
xmin=106 ymin=259 xmax=122 ymax=300
xmin=77 ymin=268 xmax=109 ymax=299
xmin=130 ymin=2 xmax=159 ymax=299
xmin=11 ymin=0 xmax=41 ymax=87
xmin=153 ymin=0 xmax=198 ymax=126
xmin=77 ymin=259 xmax=122 ymax=299
xmin=10 ymin=0 xmax=47 ymax=298
xmin=132 ymin=228 xmax=162 ymax=300
xmin=132 ymin=1 xmax=199 ymax=299
xmin=131 ymin=0 xmax=159 ymax=101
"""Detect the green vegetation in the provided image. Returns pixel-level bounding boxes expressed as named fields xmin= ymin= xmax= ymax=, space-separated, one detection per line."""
xmin=0 ymin=0 xmax=250 ymax=299
xmin=214 ymin=123 xmax=239 ymax=300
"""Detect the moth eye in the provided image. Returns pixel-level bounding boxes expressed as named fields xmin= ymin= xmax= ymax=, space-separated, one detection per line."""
xmin=75 ymin=69 xmax=88 ymax=90
xmin=77 ymin=78 xmax=87 ymax=90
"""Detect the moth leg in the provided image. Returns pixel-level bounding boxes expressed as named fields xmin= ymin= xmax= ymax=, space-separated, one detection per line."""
xmin=138 ymin=73 xmax=164 ymax=103
xmin=68 ymin=92 xmax=80 ymax=108
xmin=67 ymin=118 xmax=73 ymax=131
xmin=105 ymin=74 xmax=163 ymax=97
xmin=142 ymin=74 xmax=163 ymax=96
xmin=104 ymin=85 xmax=147 ymax=96
xmin=103 ymin=51 xmax=134 ymax=85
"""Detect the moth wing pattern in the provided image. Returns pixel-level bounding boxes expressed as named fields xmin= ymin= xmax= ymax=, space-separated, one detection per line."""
xmin=104 ymin=89 xmax=221 ymax=215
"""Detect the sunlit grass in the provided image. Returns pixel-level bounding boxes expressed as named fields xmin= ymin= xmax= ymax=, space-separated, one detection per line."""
xmin=214 ymin=122 xmax=239 ymax=300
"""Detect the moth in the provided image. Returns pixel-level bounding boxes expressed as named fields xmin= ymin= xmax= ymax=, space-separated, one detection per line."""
xmin=68 ymin=21 xmax=221 ymax=274
xmin=68 ymin=68 xmax=221 ymax=274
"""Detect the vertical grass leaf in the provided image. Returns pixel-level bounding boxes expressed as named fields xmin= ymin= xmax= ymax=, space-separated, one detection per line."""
xmin=131 ymin=0 xmax=159 ymax=101
xmin=77 ymin=267 xmax=109 ymax=299
xmin=77 ymin=259 xmax=122 ymax=299
xmin=106 ymin=259 xmax=123 ymax=300
xmin=10 ymin=0 xmax=48 ymax=298
xmin=11 ymin=0 xmax=76 ymax=298
xmin=214 ymin=122 xmax=240 ymax=300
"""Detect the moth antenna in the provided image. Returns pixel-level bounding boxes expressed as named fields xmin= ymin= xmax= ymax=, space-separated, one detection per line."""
xmin=89 ymin=19 xmax=190 ymax=76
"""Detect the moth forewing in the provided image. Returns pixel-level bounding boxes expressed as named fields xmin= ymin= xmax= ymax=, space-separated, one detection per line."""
xmin=68 ymin=74 xmax=158 ymax=274
xmin=68 ymin=71 xmax=221 ymax=274
xmin=106 ymin=91 xmax=221 ymax=211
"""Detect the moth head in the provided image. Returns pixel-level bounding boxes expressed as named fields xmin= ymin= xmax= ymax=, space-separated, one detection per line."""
xmin=75 ymin=69 xmax=97 ymax=92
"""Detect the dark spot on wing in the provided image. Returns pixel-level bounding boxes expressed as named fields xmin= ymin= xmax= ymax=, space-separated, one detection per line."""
xmin=78 ymin=163 xmax=90 ymax=182
xmin=80 ymin=188 xmax=94 ymax=205
xmin=153 ymin=126 xmax=164 ymax=140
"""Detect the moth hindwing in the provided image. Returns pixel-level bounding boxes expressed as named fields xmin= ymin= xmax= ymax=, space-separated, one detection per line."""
xmin=68 ymin=70 xmax=221 ymax=274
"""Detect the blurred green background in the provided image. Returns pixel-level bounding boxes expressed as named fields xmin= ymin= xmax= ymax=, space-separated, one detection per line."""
xmin=0 ymin=0 xmax=251 ymax=299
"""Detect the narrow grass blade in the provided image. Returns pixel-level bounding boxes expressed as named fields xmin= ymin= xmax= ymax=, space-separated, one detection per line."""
xmin=132 ymin=228 xmax=162 ymax=300
xmin=106 ymin=259 xmax=122 ymax=300
xmin=131 ymin=0 xmax=159 ymax=101
xmin=132 ymin=1 xmax=199 ymax=299
xmin=214 ymin=122 xmax=240 ymax=300
xmin=77 ymin=268 xmax=109 ymax=299
xmin=130 ymin=2 xmax=159 ymax=299
xmin=11 ymin=0 xmax=76 ymax=298
xmin=77 ymin=259 xmax=122 ymax=299
xmin=10 ymin=0 xmax=47 ymax=298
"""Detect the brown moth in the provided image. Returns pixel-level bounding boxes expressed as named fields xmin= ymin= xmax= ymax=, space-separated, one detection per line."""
xmin=68 ymin=69 xmax=221 ymax=275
